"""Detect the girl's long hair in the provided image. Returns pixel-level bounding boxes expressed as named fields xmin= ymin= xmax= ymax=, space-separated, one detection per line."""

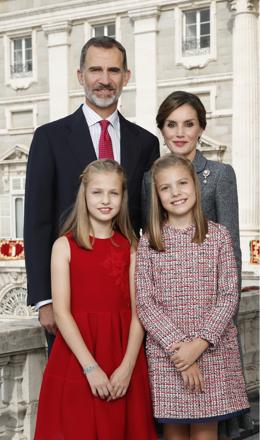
xmin=148 ymin=154 xmax=208 ymax=251
xmin=60 ymin=159 xmax=135 ymax=249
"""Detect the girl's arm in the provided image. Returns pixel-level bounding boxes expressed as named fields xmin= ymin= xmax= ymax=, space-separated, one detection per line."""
xmin=135 ymin=235 xmax=188 ymax=353
xmin=169 ymin=227 xmax=239 ymax=370
xmin=51 ymin=237 xmax=114 ymax=400
xmin=194 ymin=226 xmax=239 ymax=347
xmin=109 ymin=246 xmax=144 ymax=399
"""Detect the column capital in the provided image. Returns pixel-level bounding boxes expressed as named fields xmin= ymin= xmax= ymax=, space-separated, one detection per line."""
xmin=228 ymin=0 xmax=258 ymax=14
xmin=42 ymin=21 xmax=72 ymax=48
xmin=128 ymin=6 xmax=160 ymax=22
xmin=42 ymin=21 xmax=72 ymax=36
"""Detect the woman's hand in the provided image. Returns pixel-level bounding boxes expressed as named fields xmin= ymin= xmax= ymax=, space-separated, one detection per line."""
xmin=170 ymin=338 xmax=209 ymax=371
xmin=109 ymin=363 xmax=132 ymax=400
xmin=181 ymin=363 xmax=205 ymax=393
xmin=85 ymin=365 xmax=114 ymax=400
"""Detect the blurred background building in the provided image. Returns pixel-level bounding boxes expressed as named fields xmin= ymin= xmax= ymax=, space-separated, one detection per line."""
xmin=0 ymin=0 xmax=259 ymax=438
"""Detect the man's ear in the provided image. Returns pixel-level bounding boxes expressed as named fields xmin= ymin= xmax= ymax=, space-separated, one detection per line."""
xmin=77 ymin=69 xmax=84 ymax=86
xmin=123 ymin=69 xmax=131 ymax=87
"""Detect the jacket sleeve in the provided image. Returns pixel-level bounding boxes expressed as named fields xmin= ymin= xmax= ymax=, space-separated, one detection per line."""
xmin=215 ymin=164 xmax=242 ymax=285
xmin=135 ymin=235 xmax=188 ymax=352
xmin=195 ymin=226 xmax=239 ymax=347
xmin=24 ymin=127 xmax=55 ymax=306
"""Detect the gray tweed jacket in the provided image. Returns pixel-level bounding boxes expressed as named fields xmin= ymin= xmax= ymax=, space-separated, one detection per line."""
xmin=141 ymin=149 xmax=241 ymax=279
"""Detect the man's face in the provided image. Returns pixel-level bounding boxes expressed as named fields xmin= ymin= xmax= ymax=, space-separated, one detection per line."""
xmin=77 ymin=46 xmax=130 ymax=112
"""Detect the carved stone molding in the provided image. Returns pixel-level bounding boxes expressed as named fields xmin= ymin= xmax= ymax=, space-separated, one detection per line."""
xmin=42 ymin=21 xmax=72 ymax=36
xmin=0 ymin=287 xmax=36 ymax=317
xmin=129 ymin=6 xmax=161 ymax=22
xmin=229 ymin=0 xmax=258 ymax=14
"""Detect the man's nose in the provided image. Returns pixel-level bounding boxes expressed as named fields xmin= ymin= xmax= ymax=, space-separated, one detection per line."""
xmin=99 ymin=70 xmax=110 ymax=84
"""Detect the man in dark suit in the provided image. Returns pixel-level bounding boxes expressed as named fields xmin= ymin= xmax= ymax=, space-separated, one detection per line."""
xmin=24 ymin=36 xmax=159 ymax=347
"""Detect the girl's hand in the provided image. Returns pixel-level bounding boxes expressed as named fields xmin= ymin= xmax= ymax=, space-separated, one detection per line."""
xmin=85 ymin=366 xmax=114 ymax=400
xmin=181 ymin=363 xmax=205 ymax=393
xmin=109 ymin=363 xmax=132 ymax=400
xmin=170 ymin=338 xmax=209 ymax=371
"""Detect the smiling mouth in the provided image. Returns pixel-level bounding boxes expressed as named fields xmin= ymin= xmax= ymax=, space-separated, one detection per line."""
xmin=98 ymin=208 xmax=112 ymax=214
xmin=174 ymin=142 xmax=187 ymax=147
xmin=172 ymin=199 xmax=186 ymax=205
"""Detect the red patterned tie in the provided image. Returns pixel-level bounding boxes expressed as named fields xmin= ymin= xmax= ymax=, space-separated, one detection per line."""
xmin=98 ymin=120 xmax=114 ymax=159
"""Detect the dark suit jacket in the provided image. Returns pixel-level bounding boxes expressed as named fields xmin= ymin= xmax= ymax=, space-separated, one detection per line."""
xmin=24 ymin=106 xmax=159 ymax=305
xmin=142 ymin=149 xmax=241 ymax=280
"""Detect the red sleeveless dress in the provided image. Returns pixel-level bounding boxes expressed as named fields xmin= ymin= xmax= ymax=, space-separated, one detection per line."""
xmin=34 ymin=232 xmax=156 ymax=440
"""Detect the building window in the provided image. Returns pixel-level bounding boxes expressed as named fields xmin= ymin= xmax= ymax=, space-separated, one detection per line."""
xmin=10 ymin=36 xmax=32 ymax=77
xmin=11 ymin=177 xmax=25 ymax=239
xmin=183 ymin=9 xmax=210 ymax=56
xmin=93 ymin=23 xmax=116 ymax=38
xmin=13 ymin=196 xmax=24 ymax=239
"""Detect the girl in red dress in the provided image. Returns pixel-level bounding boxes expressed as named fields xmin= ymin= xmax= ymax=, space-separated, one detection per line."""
xmin=34 ymin=159 xmax=156 ymax=440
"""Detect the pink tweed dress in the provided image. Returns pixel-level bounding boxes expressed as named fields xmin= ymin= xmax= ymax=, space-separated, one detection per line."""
xmin=136 ymin=221 xmax=250 ymax=423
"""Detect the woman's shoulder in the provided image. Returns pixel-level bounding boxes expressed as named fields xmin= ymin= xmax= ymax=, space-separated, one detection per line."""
xmin=195 ymin=150 xmax=236 ymax=176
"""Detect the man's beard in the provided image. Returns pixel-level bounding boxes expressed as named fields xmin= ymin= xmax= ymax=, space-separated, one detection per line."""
xmin=85 ymin=85 xmax=120 ymax=108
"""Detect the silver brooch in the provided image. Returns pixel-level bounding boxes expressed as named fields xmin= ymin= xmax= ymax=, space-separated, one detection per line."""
xmin=202 ymin=169 xmax=210 ymax=184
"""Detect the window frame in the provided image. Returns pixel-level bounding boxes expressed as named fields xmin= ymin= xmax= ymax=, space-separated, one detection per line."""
xmin=175 ymin=0 xmax=216 ymax=69
xmin=92 ymin=22 xmax=116 ymax=38
xmin=10 ymin=35 xmax=33 ymax=78
xmin=4 ymin=29 xmax=37 ymax=90
xmin=10 ymin=176 xmax=25 ymax=240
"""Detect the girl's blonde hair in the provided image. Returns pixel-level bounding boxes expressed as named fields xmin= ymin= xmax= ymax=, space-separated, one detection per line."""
xmin=148 ymin=153 xmax=208 ymax=251
xmin=60 ymin=159 xmax=135 ymax=249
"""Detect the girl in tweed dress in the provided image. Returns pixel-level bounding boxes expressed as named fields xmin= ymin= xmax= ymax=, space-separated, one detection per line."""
xmin=136 ymin=154 xmax=250 ymax=440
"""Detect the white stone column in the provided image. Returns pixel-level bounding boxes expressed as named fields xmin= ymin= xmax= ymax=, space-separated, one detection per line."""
xmin=43 ymin=22 xmax=71 ymax=122
xmin=229 ymin=0 xmax=260 ymax=268
xmin=129 ymin=7 xmax=160 ymax=134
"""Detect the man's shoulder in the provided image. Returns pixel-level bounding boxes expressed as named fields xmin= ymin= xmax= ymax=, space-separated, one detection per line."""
xmin=35 ymin=106 xmax=83 ymax=133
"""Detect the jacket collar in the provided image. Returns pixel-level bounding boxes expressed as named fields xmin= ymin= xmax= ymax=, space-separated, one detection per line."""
xmin=192 ymin=149 xmax=208 ymax=173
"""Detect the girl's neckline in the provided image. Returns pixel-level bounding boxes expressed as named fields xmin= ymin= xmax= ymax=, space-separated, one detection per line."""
xmin=164 ymin=223 xmax=195 ymax=233
xmin=90 ymin=231 xmax=115 ymax=240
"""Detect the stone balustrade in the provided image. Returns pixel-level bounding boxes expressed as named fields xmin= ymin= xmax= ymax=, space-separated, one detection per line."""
xmin=0 ymin=291 xmax=258 ymax=439
xmin=0 ymin=319 xmax=46 ymax=440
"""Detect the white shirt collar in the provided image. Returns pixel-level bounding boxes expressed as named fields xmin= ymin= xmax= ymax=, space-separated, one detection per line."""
xmin=82 ymin=103 xmax=119 ymax=128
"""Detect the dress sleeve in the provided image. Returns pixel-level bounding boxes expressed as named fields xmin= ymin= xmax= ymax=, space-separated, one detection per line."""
xmin=215 ymin=164 xmax=242 ymax=285
xmin=135 ymin=235 xmax=188 ymax=352
xmin=195 ymin=226 xmax=239 ymax=348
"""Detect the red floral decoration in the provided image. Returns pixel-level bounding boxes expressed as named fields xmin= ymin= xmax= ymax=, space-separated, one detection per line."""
xmin=250 ymin=240 xmax=260 ymax=265
xmin=0 ymin=240 xmax=24 ymax=260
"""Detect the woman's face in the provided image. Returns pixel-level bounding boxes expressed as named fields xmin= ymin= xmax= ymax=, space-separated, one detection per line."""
xmin=161 ymin=104 xmax=204 ymax=161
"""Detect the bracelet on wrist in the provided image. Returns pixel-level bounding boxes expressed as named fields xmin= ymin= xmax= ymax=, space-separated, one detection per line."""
xmin=83 ymin=363 xmax=98 ymax=375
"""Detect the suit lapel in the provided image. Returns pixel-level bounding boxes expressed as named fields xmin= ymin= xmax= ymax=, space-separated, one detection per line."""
xmin=67 ymin=106 xmax=97 ymax=170
xmin=119 ymin=113 xmax=139 ymax=179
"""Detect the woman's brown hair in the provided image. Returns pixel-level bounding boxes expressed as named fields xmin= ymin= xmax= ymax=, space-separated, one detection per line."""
xmin=148 ymin=153 xmax=208 ymax=251
xmin=156 ymin=90 xmax=207 ymax=131
xmin=60 ymin=159 xmax=135 ymax=249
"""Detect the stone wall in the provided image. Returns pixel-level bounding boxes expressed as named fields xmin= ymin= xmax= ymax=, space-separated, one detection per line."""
xmin=0 ymin=319 xmax=46 ymax=440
